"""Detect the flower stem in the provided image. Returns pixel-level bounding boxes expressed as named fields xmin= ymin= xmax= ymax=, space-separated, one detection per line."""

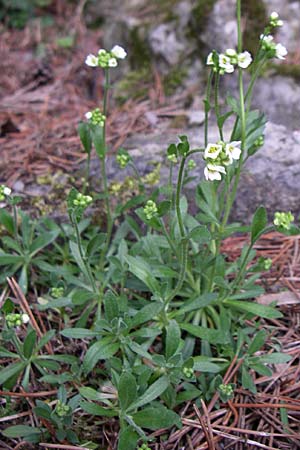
xmin=214 ymin=71 xmax=224 ymax=141
xmin=204 ymin=69 xmax=214 ymax=147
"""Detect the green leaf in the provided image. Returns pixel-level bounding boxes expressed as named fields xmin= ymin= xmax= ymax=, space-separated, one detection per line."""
xmin=193 ymin=356 xmax=222 ymax=373
xmin=78 ymin=122 xmax=92 ymax=154
xmin=118 ymin=372 xmax=137 ymax=411
xmin=176 ymin=293 xmax=217 ymax=315
xmin=79 ymin=387 xmax=102 ymax=401
xmin=179 ymin=323 xmax=227 ymax=344
xmin=217 ymin=111 xmax=233 ymax=130
xmin=117 ymin=426 xmax=139 ymax=450
xmin=251 ymin=206 xmax=267 ymax=244
xmin=83 ymin=339 xmax=119 ymax=373
xmin=69 ymin=241 xmax=91 ymax=284
xmin=248 ymin=329 xmax=267 ymax=355
xmin=80 ymin=401 xmax=117 ymax=417
xmin=29 ymin=230 xmax=59 ymax=256
xmin=61 ymin=328 xmax=98 ymax=339
xmin=249 ymin=353 xmax=291 ymax=365
xmin=241 ymin=366 xmax=257 ymax=393
xmin=223 ymin=299 xmax=282 ymax=319
xmin=128 ymin=376 xmax=169 ymax=411
xmin=187 ymin=225 xmax=211 ymax=243
xmin=0 ymin=253 xmax=24 ymax=265
xmin=165 ymin=320 xmax=181 ymax=359
xmin=36 ymin=330 xmax=55 ymax=352
xmin=104 ymin=290 xmax=120 ymax=323
xmin=126 ymin=255 xmax=160 ymax=293
xmin=0 ymin=361 xmax=26 ymax=386
xmin=91 ymin=126 xmax=105 ymax=158
xmin=130 ymin=302 xmax=163 ymax=328
xmin=132 ymin=405 xmax=180 ymax=430
xmin=2 ymin=425 xmax=42 ymax=438
xmin=23 ymin=329 xmax=36 ymax=359
xmin=250 ymin=363 xmax=272 ymax=377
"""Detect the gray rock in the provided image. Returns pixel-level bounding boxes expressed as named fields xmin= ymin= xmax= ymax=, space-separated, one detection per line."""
xmin=148 ymin=23 xmax=186 ymax=66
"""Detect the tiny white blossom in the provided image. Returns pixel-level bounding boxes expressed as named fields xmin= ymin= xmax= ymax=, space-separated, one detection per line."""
xmin=225 ymin=141 xmax=242 ymax=161
xmin=204 ymin=143 xmax=223 ymax=160
xmin=108 ymin=57 xmax=118 ymax=67
xmin=85 ymin=111 xmax=92 ymax=120
xmin=206 ymin=52 xmax=214 ymax=65
xmin=21 ymin=313 xmax=30 ymax=324
xmin=111 ymin=45 xmax=127 ymax=59
xmin=225 ymin=48 xmax=237 ymax=57
xmin=204 ymin=164 xmax=226 ymax=181
xmin=98 ymin=48 xmax=106 ymax=55
xmin=277 ymin=19 xmax=283 ymax=27
xmin=275 ymin=43 xmax=288 ymax=60
xmin=219 ymin=54 xmax=234 ymax=73
xmin=3 ymin=187 xmax=11 ymax=196
xmin=85 ymin=54 xmax=98 ymax=67
xmin=270 ymin=11 xmax=279 ymax=20
xmin=260 ymin=34 xmax=273 ymax=44
xmin=237 ymin=51 xmax=252 ymax=69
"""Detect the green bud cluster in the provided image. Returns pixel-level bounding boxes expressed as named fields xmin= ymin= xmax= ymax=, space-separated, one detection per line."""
xmin=274 ymin=211 xmax=294 ymax=230
xmin=73 ymin=193 xmax=93 ymax=208
xmin=167 ymin=153 xmax=178 ymax=164
xmin=86 ymin=108 xmax=106 ymax=126
xmin=183 ymin=367 xmax=194 ymax=378
xmin=262 ymin=258 xmax=272 ymax=270
xmin=187 ymin=159 xmax=196 ymax=170
xmin=0 ymin=185 xmax=11 ymax=201
xmin=138 ymin=443 xmax=151 ymax=450
xmin=143 ymin=200 xmax=158 ymax=220
xmin=269 ymin=12 xmax=283 ymax=28
xmin=51 ymin=287 xmax=64 ymax=299
xmin=98 ymin=49 xmax=118 ymax=68
xmin=253 ymin=136 xmax=264 ymax=149
xmin=142 ymin=164 xmax=161 ymax=186
xmin=116 ymin=153 xmax=130 ymax=169
xmin=6 ymin=313 xmax=29 ymax=328
xmin=55 ymin=400 xmax=71 ymax=417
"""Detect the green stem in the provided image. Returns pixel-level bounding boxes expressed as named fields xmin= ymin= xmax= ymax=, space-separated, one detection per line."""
xmin=175 ymin=156 xmax=187 ymax=239
xmin=204 ymin=69 xmax=214 ymax=147
xmin=13 ymin=204 xmax=20 ymax=244
xmin=214 ymin=71 xmax=223 ymax=141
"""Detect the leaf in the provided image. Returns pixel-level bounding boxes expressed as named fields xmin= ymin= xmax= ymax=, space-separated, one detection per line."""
xmin=79 ymin=387 xmax=102 ymax=401
xmin=78 ymin=122 xmax=92 ymax=154
xmin=0 ymin=361 xmax=26 ymax=386
xmin=61 ymin=328 xmax=98 ymax=339
xmin=251 ymin=206 xmax=267 ymax=244
xmin=69 ymin=241 xmax=91 ymax=284
xmin=165 ymin=320 xmax=181 ymax=359
xmin=118 ymin=372 xmax=137 ymax=411
xmin=241 ymin=366 xmax=257 ymax=394
xmin=35 ymin=330 xmax=55 ymax=352
xmin=179 ymin=323 xmax=227 ymax=344
xmin=91 ymin=126 xmax=105 ymax=158
xmin=248 ymin=329 xmax=267 ymax=355
xmin=187 ymin=225 xmax=211 ymax=243
xmin=132 ymin=405 xmax=180 ymax=430
xmin=193 ymin=356 xmax=222 ymax=373
xmin=128 ymin=376 xmax=169 ymax=411
xmin=29 ymin=230 xmax=59 ymax=256
xmin=125 ymin=255 xmax=160 ymax=294
xmin=217 ymin=111 xmax=233 ymax=130
xmin=23 ymin=329 xmax=36 ymax=359
xmin=117 ymin=426 xmax=139 ymax=450
xmin=249 ymin=353 xmax=292 ymax=365
xmin=104 ymin=290 xmax=120 ymax=323
xmin=223 ymin=299 xmax=282 ymax=319
xmin=176 ymin=293 xmax=217 ymax=315
xmin=130 ymin=302 xmax=163 ymax=328
xmin=0 ymin=253 xmax=24 ymax=265
xmin=83 ymin=339 xmax=119 ymax=373
xmin=2 ymin=425 xmax=42 ymax=438
xmin=80 ymin=401 xmax=117 ymax=417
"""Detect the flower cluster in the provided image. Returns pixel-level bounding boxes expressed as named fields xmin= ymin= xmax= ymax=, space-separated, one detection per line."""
xmin=55 ymin=400 xmax=71 ymax=417
xmin=0 ymin=185 xmax=11 ymax=201
xmin=269 ymin=11 xmax=283 ymax=28
xmin=273 ymin=211 xmax=294 ymax=230
xmin=85 ymin=45 xmax=127 ymax=69
xmin=116 ymin=149 xmax=130 ymax=169
xmin=260 ymin=35 xmax=287 ymax=60
xmin=73 ymin=192 xmax=93 ymax=208
xmin=85 ymin=108 xmax=106 ymax=126
xmin=138 ymin=444 xmax=151 ymax=450
xmin=143 ymin=200 xmax=158 ymax=220
xmin=51 ymin=287 xmax=64 ymax=299
xmin=187 ymin=159 xmax=196 ymax=171
xmin=167 ymin=153 xmax=178 ymax=164
xmin=218 ymin=383 xmax=235 ymax=401
xmin=183 ymin=367 xmax=194 ymax=378
xmin=207 ymin=49 xmax=252 ymax=74
xmin=204 ymin=141 xmax=241 ymax=181
xmin=6 ymin=313 xmax=29 ymax=328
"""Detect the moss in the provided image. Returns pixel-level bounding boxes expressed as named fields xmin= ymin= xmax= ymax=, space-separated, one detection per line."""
xmin=163 ymin=65 xmax=188 ymax=96
xmin=187 ymin=0 xmax=217 ymax=57
xmin=241 ymin=0 xmax=268 ymax=56
xmin=128 ymin=27 xmax=152 ymax=70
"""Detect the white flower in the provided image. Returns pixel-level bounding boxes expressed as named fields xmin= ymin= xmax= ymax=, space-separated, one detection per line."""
xmin=275 ymin=43 xmax=288 ymax=60
xmin=204 ymin=164 xmax=226 ymax=181
xmin=277 ymin=19 xmax=283 ymax=27
xmin=111 ymin=45 xmax=127 ymax=59
xmin=85 ymin=111 xmax=92 ymax=120
xmin=204 ymin=143 xmax=223 ymax=160
xmin=3 ymin=187 xmax=11 ymax=196
xmin=260 ymin=34 xmax=273 ymax=44
xmin=225 ymin=141 xmax=242 ymax=161
xmin=225 ymin=48 xmax=237 ymax=57
xmin=85 ymin=54 xmax=98 ymax=67
xmin=98 ymin=48 xmax=106 ymax=55
xmin=270 ymin=11 xmax=279 ymax=20
xmin=21 ymin=313 xmax=30 ymax=324
xmin=108 ymin=57 xmax=118 ymax=67
xmin=206 ymin=52 xmax=214 ymax=65
xmin=219 ymin=54 xmax=234 ymax=73
xmin=237 ymin=51 xmax=252 ymax=69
